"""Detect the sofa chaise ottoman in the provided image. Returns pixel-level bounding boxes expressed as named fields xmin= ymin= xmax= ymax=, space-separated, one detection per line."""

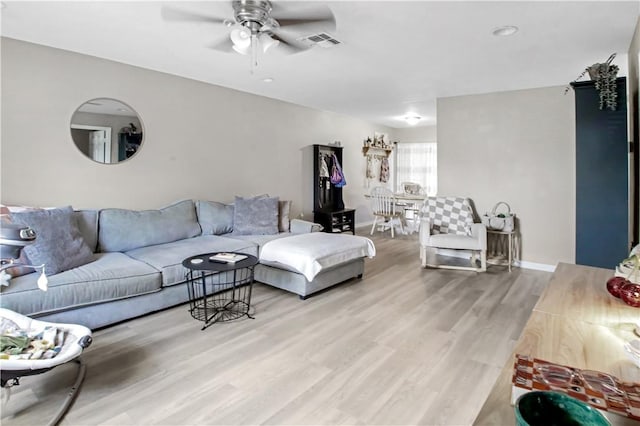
xmin=257 ymin=232 xmax=376 ymax=299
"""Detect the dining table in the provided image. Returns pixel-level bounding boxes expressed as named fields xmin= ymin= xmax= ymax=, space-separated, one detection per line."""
xmin=364 ymin=192 xmax=426 ymax=234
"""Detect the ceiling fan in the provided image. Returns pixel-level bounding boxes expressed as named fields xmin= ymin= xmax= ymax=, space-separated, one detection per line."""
xmin=162 ymin=0 xmax=336 ymax=71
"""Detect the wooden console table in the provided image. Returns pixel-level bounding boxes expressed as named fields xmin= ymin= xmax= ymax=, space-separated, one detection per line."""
xmin=473 ymin=262 xmax=640 ymax=425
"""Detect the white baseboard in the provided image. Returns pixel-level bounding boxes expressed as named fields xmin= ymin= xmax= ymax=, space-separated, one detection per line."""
xmin=513 ymin=260 xmax=556 ymax=272
xmin=425 ymin=249 xmax=557 ymax=272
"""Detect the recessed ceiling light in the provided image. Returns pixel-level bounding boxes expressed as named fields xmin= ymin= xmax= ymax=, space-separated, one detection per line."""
xmin=493 ymin=26 xmax=519 ymax=37
xmin=404 ymin=115 xmax=422 ymax=126
xmin=262 ymin=77 xmax=274 ymax=83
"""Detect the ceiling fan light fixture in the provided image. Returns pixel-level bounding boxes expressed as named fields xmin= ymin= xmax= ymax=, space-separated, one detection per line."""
xmin=492 ymin=25 xmax=518 ymax=37
xmin=404 ymin=115 xmax=422 ymax=126
xmin=230 ymin=25 xmax=252 ymax=49
xmin=259 ymin=33 xmax=280 ymax=53
xmin=232 ymin=44 xmax=250 ymax=55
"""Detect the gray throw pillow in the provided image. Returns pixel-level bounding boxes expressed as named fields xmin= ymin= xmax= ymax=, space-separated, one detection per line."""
xmin=233 ymin=196 xmax=279 ymax=235
xmin=196 ymin=200 xmax=234 ymax=235
xmin=278 ymin=200 xmax=292 ymax=232
xmin=10 ymin=206 xmax=95 ymax=275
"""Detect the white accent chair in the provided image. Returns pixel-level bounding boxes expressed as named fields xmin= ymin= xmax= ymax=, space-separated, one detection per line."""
xmin=419 ymin=196 xmax=487 ymax=272
xmin=369 ymin=187 xmax=404 ymax=238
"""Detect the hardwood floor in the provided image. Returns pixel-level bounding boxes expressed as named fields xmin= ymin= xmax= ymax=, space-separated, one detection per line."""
xmin=1 ymin=230 xmax=551 ymax=425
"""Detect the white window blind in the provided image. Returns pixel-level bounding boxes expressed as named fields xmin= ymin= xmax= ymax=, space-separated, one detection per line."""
xmin=394 ymin=142 xmax=437 ymax=195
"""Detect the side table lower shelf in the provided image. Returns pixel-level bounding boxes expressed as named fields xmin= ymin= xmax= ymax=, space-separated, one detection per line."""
xmin=487 ymin=230 xmax=517 ymax=272
xmin=182 ymin=253 xmax=258 ymax=330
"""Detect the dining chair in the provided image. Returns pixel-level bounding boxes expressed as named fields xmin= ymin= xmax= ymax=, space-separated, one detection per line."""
xmin=401 ymin=182 xmax=423 ymax=233
xmin=401 ymin=182 xmax=422 ymax=196
xmin=369 ymin=186 xmax=404 ymax=238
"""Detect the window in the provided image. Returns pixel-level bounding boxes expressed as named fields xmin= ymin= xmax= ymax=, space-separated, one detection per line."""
xmin=394 ymin=142 xmax=437 ymax=195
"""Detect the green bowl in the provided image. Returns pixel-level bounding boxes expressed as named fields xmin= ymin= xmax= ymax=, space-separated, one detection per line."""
xmin=514 ymin=391 xmax=610 ymax=426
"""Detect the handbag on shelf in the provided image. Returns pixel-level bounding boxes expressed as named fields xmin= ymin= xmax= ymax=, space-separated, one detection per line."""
xmin=482 ymin=201 xmax=515 ymax=232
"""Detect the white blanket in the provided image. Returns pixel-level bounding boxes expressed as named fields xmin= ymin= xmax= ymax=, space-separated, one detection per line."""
xmin=259 ymin=233 xmax=376 ymax=282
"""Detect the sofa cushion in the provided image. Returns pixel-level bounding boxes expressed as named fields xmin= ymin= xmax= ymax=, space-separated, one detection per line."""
xmin=422 ymin=232 xmax=484 ymax=250
xmin=125 ymin=235 xmax=259 ymax=287
xmin=0 ymin=252 xmax=161 ymax=317
xmin=196 ymin=200 xmax=234 ymax=235
xmin=75 ymin=210 xmax=99 ymax=252
xmin=99 ymin=200 xmax=201 ymax=252
xmin=233 ymin=195 xmax=279 ymax=235
xmin=10 ymin=206 xmax=95 ymax=275
xmin=226 ymin=233 xmax=294 ymax=255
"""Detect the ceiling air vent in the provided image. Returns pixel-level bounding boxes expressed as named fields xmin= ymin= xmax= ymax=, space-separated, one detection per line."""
xmin=300 ymin=32 xmax=341 ymax=48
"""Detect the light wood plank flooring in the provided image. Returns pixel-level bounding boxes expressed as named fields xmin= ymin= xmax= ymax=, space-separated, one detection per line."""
xmin=1 ymin=230 xmax=551 ymax=425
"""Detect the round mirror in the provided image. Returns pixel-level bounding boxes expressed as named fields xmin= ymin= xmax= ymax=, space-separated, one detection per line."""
xmin=70 ymin=98 xmax=144 ymax=164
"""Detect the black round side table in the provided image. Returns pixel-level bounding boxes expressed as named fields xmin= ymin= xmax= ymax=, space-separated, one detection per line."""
xmin=182 ymin=252 xmax=258 ymax=330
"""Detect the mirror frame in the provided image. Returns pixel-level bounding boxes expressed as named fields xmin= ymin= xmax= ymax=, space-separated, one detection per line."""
xmin=70 ymin=98 xmax=144 ymax=164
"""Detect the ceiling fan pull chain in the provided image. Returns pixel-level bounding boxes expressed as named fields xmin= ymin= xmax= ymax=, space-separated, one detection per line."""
xmin=250 ymin=33 xmax=258 ymax=74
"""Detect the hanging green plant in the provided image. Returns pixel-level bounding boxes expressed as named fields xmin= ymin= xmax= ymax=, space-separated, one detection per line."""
xmin=566 ymin=53 xmax=619 ymax=111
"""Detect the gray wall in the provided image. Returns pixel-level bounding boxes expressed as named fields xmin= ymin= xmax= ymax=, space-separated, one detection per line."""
xmin=437 ymin=87 xmax=576 ymax=267
xmin=1 ymin=37 xmax=392 ymax=224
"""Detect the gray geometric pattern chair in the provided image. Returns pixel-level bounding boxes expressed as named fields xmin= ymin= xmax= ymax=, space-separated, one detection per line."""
xmin=419 ymin=196 xmax=487 ymax=272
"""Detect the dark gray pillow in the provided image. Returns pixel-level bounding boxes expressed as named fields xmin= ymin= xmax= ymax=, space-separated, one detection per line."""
xmin=196 ymin=200 xmax=234 ymax=235
xmin=278 ymin=200 xmax=292 ymax=232
xmin=10 ymin=206 xmax=95 ymax=275
xmin=233 ymin=196 xmax=279 ymax=235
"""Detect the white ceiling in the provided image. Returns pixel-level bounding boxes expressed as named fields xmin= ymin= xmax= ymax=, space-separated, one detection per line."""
xmin=2 ymin=1 xmax=639 ymax=128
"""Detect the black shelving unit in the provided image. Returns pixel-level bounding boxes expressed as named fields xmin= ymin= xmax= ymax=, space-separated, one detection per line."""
xmin=313 ymin=144 xmax=355 ymax=234
xmin=118 ymin=132 xmax=142 ymax=161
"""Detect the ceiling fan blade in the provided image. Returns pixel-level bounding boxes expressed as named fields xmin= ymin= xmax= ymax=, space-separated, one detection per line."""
xmin=276 ymin=16 xmax=335 ymax=30
xmin=271 ymin=4 xmax=336 ymax=32
xmin=161 ymin=7 xmax=229 ymax=25
xmin=270 ymin=32 xmax=308 ymax=54
xmin=207 ymin=35 xmax=235 ymax=53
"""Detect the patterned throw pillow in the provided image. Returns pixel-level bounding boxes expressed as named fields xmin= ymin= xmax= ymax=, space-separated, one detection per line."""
xmin=423 ymin=197 xmax=473 ymax=236
xmin=233 ymin=195 xmax=279 ymax=235
xmin=10 ymin=206 xmax=95 ymax=275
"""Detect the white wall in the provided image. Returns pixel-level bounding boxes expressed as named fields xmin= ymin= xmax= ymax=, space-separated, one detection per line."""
xmin=1 ymin=38 xmax=392 ymax=226
xmin=437 ymin=87 xmax=576 ymax=266
xmin=393 ymin=125 xmax=437 ymax=143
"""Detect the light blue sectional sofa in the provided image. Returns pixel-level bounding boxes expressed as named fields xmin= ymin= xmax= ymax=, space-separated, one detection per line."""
xmin=0 ymin=198 xmax=325 ymax=329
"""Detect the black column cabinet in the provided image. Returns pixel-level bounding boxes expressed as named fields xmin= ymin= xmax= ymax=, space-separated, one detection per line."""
xmin=572 ymin=77 xmax=629 ymax=269
xmin=118 ymin=132 xmax=142 ymax=161
xmin=313 ymin=144 xmax=355 ymax=234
